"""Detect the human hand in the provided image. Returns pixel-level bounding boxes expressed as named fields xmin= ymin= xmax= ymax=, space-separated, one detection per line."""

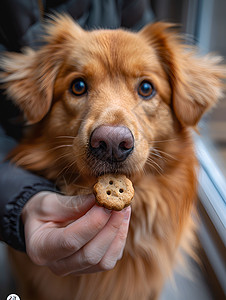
xmin=21 ymin=191 xmax=131 ymax=276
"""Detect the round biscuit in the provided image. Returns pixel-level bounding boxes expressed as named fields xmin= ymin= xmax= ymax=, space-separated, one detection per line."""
xmin=93 ymin=174 xmax=134 ymax=211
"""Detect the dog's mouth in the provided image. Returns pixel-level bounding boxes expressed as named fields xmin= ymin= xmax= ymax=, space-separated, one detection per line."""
xmin=87 ymin=152 xmax=131 ymax=177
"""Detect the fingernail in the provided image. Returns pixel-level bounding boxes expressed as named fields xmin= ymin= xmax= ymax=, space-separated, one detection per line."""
xmin=104 ymin=207 xmax=112 ymax=214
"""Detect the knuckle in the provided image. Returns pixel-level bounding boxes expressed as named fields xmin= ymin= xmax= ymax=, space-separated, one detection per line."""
xmin=93 ymin=218 xmax=105 ymax=231
xmin=81 ymin=248 xmax=101 ymax=266
xmin=110 ymin=222 xmax=121 ymax=233
xmin=117 ymin=230 xmax=128 ymax=242
xmin=31 ymin=255 xmax=47 ymax=266
xmin=99 ymin=258 xmax=117 ymax=271
xmin=50 ymin=265 xmax=67 ymax=277
xmin=60 ymin=233 xmax=80 ymax=253
xmin=26 ymin=245 xmax=47 ymax=266
xmin=41 ymin=193 xmax=55 ymax=210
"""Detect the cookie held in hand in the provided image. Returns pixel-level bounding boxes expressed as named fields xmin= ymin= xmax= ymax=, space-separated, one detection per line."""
xmin=93 ymin=174 xmax=134 ymax=211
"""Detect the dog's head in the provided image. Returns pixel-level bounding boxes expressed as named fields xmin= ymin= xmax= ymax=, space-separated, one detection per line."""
xmin=1 ymin=15 xmax=225 ymax=179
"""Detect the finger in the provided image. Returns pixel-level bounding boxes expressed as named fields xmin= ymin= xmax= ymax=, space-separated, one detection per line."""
xmin=31 ymin=205 xmax=112 ymax=264
xmin=99 ymin=206 xmax=131 ymax=266
xmin=79 ymin=206 xmax=131 ymax=274
xmin=52 ymin=209 xmax=127 ymax=275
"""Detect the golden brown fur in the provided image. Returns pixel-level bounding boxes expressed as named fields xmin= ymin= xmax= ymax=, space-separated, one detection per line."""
xmin=1 ymin=15 xmax=225 ymax=300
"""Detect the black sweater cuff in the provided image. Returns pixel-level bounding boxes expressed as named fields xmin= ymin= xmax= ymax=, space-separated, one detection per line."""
xmin=0 ymin=158 xmax=59 ymax=252
xmin=2 ymin=181 xmax=58 ymax=252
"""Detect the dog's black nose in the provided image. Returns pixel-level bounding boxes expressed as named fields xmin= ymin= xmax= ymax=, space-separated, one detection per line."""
xmin=89 ymin=126 xmax=134 ymax=163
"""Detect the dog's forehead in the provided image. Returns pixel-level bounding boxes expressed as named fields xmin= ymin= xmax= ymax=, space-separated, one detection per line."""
xmin=67 ymin=29 xmax=160 ymax=76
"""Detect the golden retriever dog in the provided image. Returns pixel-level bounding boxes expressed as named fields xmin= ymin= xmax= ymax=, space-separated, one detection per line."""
xmin=1 ymin=15 xmax=225 ymax=300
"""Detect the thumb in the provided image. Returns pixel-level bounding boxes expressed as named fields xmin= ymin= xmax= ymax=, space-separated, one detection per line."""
xmin=36 ymin=192 xmax=96 ymax=222
xmin=59 ymin=193 xmax=96 ymax=219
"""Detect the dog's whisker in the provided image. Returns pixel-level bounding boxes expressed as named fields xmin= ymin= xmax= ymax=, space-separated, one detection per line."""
xmin=49 ymin=144 xmax=73 ymax=151
xmin=145 ymin=162 xmax=162 ymax=175
xmin=43 ymin=144 xmax=73 ymax=155
xmin=151 ymin=137 xmax=179 ymax=144
xmin=71 ymin=181 xmax=91 ymax=191
xmin=146 ymin=157 xmax=163 ymax=174
xmin=151 ymin=148 xmax=178 ymax=161
xmin=47 ymin=152 xmax=72 ymax=168
xmin=129 ymin=161 xmax=142 ymax=177
xmin=150 ymin=150 xmax=163 ymax=160
xmin=146 ymin=161 xmax=162 ymax=173
xmin=55 ymin=135 xmax=75 ymax=139
xmin=53 ymin=153 xmax=81 ymax=177
xmin=67 ymin=163 xmax=86 ymax=186
xmin=71 ymin=181 xmax=89 ymax=189
xmin=52 ymin=144 xmax=73 ymax=149
xmin=56 ymin=160 xmax=77 ymax=179
xmin=55 ymin=149 xmax=87 ymax=180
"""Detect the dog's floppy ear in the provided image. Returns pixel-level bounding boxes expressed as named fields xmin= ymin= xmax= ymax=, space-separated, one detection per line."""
xmin=0 ymin=48 xmax=60 ymax=124
xmin=0 ymin=15 xmax=83 ymax=124
xmin=140 ymin=23 xmax=225 ymax=126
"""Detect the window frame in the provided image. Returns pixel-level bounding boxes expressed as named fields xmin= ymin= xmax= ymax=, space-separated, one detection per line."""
xmin=196 ymin=138 xmax=226 ymax=297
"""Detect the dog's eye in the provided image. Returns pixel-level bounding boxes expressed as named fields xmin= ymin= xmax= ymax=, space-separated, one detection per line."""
xmin=138 ymin=81 xmax=156 ymax=99
xmin=70 ymin=79 xmax=87 ymax=96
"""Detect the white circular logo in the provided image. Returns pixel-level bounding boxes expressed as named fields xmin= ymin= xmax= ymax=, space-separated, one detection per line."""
xmin=7 ymin=294 xmax=20 ymax=300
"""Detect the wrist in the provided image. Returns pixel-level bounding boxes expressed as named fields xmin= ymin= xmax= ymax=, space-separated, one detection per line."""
xmin=2 ymin=187 xmax=58 ymax=252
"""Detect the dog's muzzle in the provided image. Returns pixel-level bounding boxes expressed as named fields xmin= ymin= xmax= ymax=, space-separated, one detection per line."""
xmin=89 ymin=125 xmax=134 ymax=164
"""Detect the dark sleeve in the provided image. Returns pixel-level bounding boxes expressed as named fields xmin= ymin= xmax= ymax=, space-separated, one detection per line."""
xmin=0 ymin=0 xmax=44 ymax=51
xmin=121 ymin=0 xmax=155 ymax=30
xmin=0 ymin=126 xmax=58 ymax=252
xmin=68 ymin=0 xmax=155 ymax=31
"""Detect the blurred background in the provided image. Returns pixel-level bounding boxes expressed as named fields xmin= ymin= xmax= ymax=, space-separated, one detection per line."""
xmin=0 ymin=0 xmax=225 ymax=299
